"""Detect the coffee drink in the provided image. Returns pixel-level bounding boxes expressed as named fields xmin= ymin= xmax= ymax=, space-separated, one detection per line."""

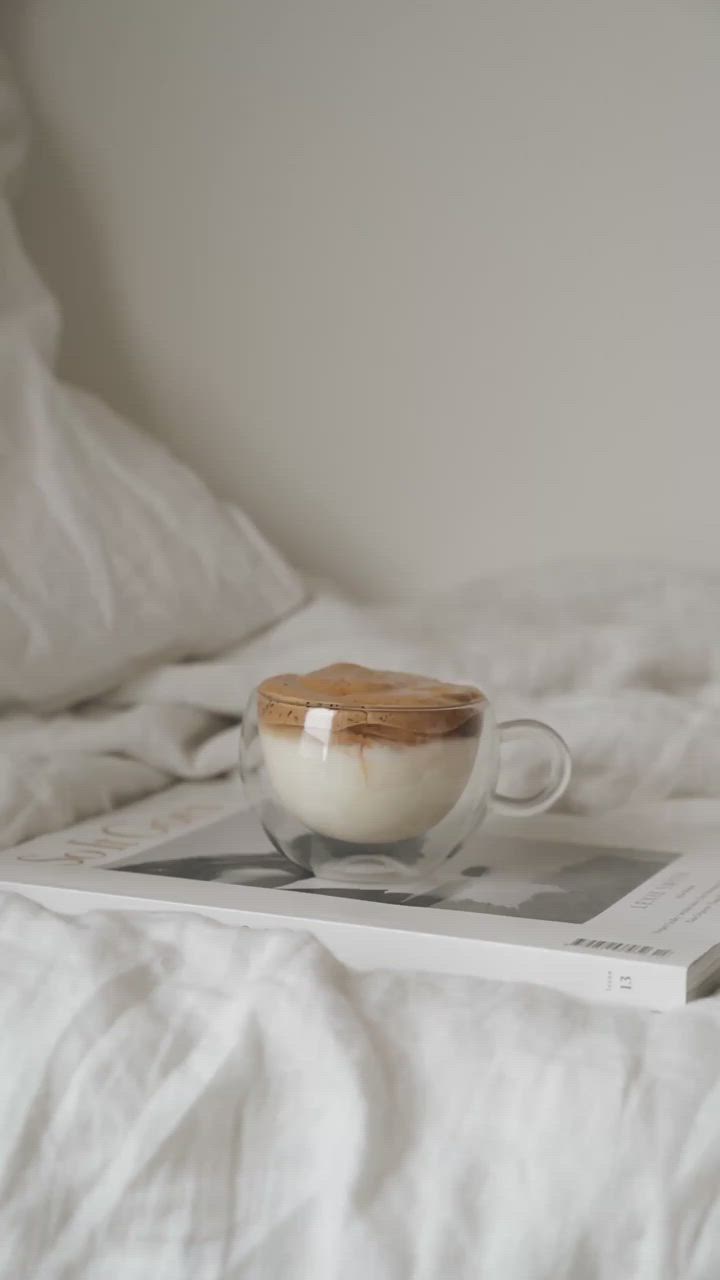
xmin=257 ymin=663 xmax=484 ymax=843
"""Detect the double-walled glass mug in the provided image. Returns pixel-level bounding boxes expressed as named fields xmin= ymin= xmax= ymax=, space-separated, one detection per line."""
xmin=239 ymin=665 xmax=572 ymax=885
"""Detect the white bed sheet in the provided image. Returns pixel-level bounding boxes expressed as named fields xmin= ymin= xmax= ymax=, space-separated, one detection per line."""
xmin=3 ymin=564 xmax=720 ymax=1276
xmin=3 ymin=860 xmax=720 ymax=1280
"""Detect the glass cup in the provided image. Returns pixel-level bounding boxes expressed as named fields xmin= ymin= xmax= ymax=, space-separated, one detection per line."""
xmin=240 ymin=687 xmax=571 ymax=885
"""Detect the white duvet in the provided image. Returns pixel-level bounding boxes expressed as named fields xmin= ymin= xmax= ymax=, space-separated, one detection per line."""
xmin=3 ymin=565 xmax=720 ymax=1278
xmin=3 ymin=879 xmax=720 ymax=1280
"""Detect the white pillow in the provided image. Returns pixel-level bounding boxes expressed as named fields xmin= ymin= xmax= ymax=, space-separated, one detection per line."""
xmin=0 ymin=55 xmax=305 ymax=711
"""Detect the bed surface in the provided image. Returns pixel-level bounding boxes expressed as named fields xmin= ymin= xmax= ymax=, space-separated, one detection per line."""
xmin=3 ymin=579 xmax=720 ymax=1274
xmin=2 ymin=566 xmax=720 ymax=1274
xmin=3 ymin=808 xmax=720 ymax=1279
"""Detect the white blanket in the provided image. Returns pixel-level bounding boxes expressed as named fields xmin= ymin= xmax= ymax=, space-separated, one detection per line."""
xmin=2 ymin=562 xmax=720 ymax=847
xmin=3 ymin=564 xmax=720 ymax=1276
xmin=2 ymin=889 xmax=720 ymax=1279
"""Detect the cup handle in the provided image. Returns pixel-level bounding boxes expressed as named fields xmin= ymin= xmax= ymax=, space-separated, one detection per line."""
xmin=490 ymin=719 xmax=572 ymax=817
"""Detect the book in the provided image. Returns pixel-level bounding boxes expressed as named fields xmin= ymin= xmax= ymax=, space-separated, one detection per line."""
xmin=2 ymin=777 xmax=719 ymax=1010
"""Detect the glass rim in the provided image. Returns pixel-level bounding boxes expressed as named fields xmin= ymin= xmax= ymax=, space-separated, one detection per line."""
xmin=256 ymin=690 xmax=487 ymax=714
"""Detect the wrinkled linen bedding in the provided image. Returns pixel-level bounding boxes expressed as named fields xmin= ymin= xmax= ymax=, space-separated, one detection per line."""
xmin=4 ymin=866 xmax=720 ymax=1280
xmin=3 ymin=567 xmax=720 ymax=1276
xmin=2 ymin=561 xmax=720 ymax=847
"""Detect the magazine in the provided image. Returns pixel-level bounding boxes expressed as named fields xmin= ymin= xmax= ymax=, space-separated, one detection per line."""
xmin=2 ymin=778 xmax=720 ymax=1010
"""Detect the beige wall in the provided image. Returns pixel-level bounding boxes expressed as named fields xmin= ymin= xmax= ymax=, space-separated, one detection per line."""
xmin=2 ymin=0 xmax=719 ymax=598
